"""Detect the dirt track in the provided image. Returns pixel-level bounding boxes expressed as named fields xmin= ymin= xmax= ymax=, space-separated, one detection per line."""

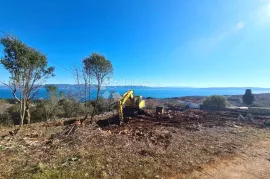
xmin=186 ymin=139 xmax=270 ymax=179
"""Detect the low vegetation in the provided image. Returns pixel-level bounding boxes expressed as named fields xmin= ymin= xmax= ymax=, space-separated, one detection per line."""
xmin=202 ymin=95 xmax=228 ymax=108
xmin=0 ymin=36 xmax=55 ymax=125
xmin=0 ymin=97 xmax=116 ymax=126
xmin=0 ymin=35 xmax=114 ymax=127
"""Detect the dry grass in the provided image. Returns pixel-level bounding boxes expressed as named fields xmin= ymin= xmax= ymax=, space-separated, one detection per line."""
xmin=0 ymin=111 xmax=270 ymax=179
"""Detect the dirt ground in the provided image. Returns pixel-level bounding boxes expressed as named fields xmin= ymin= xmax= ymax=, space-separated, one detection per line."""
xmin=0 ymin=109 xmax=270 ymax=178
xmin=185 ymin=139 xmax=270 ymax=179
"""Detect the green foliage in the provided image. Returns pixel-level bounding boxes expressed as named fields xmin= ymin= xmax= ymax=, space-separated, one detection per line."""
xmin=83 ymin=52 xmax=113 ymax=117
xmin=83 ymin=53 xmax=113 ymax=94
xmin=243 ymin=89 xmax=254 ymax=105
xmin=0 ymin=36 xmax=55 ymax=84
xmin=203 ymin=95 xmax=228 ymax=108
xmin=0 ymin=36 xmax=55 ymax=125
xmin=0 ymin=104 xmax=20 ymax=125
xmin=0 ymin=113 xmax=13 ymax=126
xmin=83 ymin=53 xmax=113 ymax=83
xmin=88 ymin=99 xmax=112 ymax=114
xmin=36 ymin=85 xmax=60 ymax=121
xmin=59 ymin=99 xmax=87 ymax=118
xmin=0 ymin=145 xmax=5 ymax=151
xmin=45 ymin=85 xmax=58 ymax=98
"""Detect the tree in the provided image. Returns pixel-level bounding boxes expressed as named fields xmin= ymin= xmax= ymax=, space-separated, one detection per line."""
xmin=40 ymin=85 xmax=60 ymax=121
xmin=243 ymin=89 xmax=254 ymax=105
xmin=0 ymin=36 xmax=54 ymax=125
xmin=203 ymin=95 xmax=228 ymax=108
xmin=45 ymin=85 xmax=58 ymax=98
xmin=72 ymin=64 xmax=92 ymax=109
xmin=83 ymin=53 xmax=113 ymax=120
xmin=59 ymin=98 xmax=86 ymax=118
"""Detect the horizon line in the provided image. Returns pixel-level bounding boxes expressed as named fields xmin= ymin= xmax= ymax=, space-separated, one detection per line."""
xmin=1 ymin=84 xmax=270 ymax=89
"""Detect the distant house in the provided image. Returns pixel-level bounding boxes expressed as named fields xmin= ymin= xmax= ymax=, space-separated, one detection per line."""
xmin=100 ymin=91 xmax=122 ymax=101
xmin=178 ymin=99 xmax=202 ymax=109
xmin=111 ymin=92 xmax=122 ymax=101
xmin=100 ymin=91 xmax=111 ymax=99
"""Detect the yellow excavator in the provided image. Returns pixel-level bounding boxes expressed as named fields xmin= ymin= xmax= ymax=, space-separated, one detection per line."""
xmin=118 ymin=90 xmax=145 ymax=121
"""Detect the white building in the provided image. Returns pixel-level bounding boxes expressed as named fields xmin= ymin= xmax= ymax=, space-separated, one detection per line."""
xmin=178 ymin=100 xmax=201 ymax=109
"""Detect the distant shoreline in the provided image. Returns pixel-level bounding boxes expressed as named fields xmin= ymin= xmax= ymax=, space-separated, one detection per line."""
xmin=0 ymin=86 xmax=270 ymax=101
xmin=1 ymin=85 xmax=270 ymax=90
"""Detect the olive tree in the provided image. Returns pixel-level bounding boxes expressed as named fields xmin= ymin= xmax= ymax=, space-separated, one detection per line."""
xmin=83 ymin=53 xmax=113 ymax=119
xmin=0 ymin=36 xmax=54 ymax=125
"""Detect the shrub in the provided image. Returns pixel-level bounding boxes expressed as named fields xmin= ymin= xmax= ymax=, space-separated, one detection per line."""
xmin=88 ymin=99 xmax=111 ymax=115
xmin=203 ymin=95 xmax=228 ymax=108
xmin=0 ymin=104 xmax=20 ymax=125
xmin=59 ymin=99 xmax=86 ymax=118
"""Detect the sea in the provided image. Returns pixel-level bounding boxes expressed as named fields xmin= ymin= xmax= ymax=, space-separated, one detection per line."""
xmin=0 ymin=86 xmax=270 ymax=100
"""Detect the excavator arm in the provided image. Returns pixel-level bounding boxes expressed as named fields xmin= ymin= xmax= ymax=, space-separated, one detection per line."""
xmin=118 ymin=90 xmax=134 ymax=120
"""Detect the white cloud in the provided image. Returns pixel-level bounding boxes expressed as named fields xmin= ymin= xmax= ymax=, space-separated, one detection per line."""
xmin=180 ymin=1 xmax=270 ymax=55
xmin=235 ymin=21 xmax=245 ymax=32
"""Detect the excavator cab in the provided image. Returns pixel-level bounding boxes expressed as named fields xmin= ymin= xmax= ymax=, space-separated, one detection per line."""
xmin=123 ymin=96 xmax=145 ymax=117
xmin=118 ymin=90 xmax=145 ymax=120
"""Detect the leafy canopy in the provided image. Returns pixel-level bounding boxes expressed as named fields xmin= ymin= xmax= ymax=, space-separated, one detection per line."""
xmin=0 ymin=36 xmax=54 ymax=84
xmin=83 ymin=53 xmax=113 ymax=85
xmin=45 ymin=85 xmax=58 ymax=97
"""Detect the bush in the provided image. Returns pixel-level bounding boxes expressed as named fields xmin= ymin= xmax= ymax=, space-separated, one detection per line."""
xmin=0 ymin=104 xmax=20 ymax=125
xmin=203 ymin=95 xmax=228 ymax=108
xmin=88 ymin=99 xmax=111 ymax=115
xmin=59 ymin=99 xmax=86 ymax=118
xmin=0 ymin=99 xmax=12 ymax=115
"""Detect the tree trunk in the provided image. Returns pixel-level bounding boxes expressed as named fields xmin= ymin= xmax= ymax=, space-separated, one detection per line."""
xmin=20 ymin=99 xmax=27 ymax=126
xmin=90 ymin=85 xmax=100 ymax=122
xmin=26 ymin=107 xmax=31 ymax=124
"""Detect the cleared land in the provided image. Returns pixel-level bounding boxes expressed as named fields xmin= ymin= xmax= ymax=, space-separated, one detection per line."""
xmin=1 ymin=106 xmax=270 ymax=179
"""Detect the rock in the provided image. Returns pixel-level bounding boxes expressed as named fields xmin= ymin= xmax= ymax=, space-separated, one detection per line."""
xmin=68 ymin=157 xmax=79 ymax=162
xmin=233 ymin=124 xmax=241 ymax=128
xmin=61 ymin=161 xmax=69 ymax=167
xmin=155 ymin=129 xmax=172 ymax=138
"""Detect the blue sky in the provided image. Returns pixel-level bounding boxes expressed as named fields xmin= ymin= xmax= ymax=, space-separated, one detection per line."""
xmin=0 ymin=0 xmax=270 ymax=87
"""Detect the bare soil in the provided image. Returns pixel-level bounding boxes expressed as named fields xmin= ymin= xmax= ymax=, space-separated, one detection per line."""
xmin=0 ymin=109 xmax=270 ymax=178
xmin=185 ymin=140 xmax=270 ymax=179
